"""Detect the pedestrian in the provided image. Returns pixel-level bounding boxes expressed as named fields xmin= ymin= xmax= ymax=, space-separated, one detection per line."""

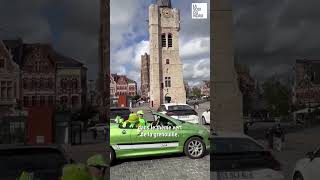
xmin=274 ymin=124 xmax=284 ymax=152
xmin=196 ymin=101 xmax=199 ymax=109
xmin=87 ymin=154 xmax=108 ymax=180
xmin=244 ymin=122 xmax=248 ymax=135
xmin=265 ymin=128 xmax=274 ymax=149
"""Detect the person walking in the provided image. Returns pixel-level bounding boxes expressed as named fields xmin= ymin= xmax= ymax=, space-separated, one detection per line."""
xmin=274 ymin=124 xmax=284 ymax=152
xmin=265 ymin=128 xmax=274 ymax=150
xmin=137 ymin=110 xmax=147 ymax=127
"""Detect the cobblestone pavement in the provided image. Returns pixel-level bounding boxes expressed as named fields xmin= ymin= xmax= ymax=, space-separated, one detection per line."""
xmin=111 ymin=102 xmax=210 ymax=180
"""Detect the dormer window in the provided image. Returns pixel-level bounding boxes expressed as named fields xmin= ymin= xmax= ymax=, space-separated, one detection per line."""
xmin=0 ymin=58 xmax=4 ymax=68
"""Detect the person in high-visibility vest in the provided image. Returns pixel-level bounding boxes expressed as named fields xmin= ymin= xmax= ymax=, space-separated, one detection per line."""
xmin=87 ymin=154 xmax=108 ymax=180
xmin=136 ymin=110 xmax=146 ymax=127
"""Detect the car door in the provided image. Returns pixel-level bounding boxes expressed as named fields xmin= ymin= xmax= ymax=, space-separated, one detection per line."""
xmin=310 ymin=147 xmax=320 ymax=179
xmin=111 ymin=124 xmax=134 ymax=152
xmin=130 ymin=114 xmax=181 ymax=153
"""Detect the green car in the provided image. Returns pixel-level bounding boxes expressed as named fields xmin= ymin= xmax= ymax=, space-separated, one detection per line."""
xmin=110 ymin=111 xmax=210 ymax=163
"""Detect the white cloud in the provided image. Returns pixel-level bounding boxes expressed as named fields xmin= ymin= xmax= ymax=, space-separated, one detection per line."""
xmin=183 ymin=58 xmax=210 ymax=85
xmin=132 ymin=40 xmax=149 ymax=70
xmin=180 ymin=37 xmax=210 ymax=59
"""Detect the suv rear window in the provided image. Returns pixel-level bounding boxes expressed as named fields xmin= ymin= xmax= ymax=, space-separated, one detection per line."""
xmin=212 ymin=138 xmax=264 ymax=154
xmin=168 ymin=105 xmax=193 ymax=111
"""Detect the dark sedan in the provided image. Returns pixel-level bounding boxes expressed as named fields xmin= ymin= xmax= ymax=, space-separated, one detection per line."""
xmin=0 ymin=145 xmax=71 ymax=180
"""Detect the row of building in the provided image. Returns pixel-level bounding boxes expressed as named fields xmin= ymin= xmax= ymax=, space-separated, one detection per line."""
xmin=109 ymin=74 xmax=137 ymax=97
xmin=292 ymin=59 xmax=320 ymax=107
xmin=0 ymin=39 xmax=87 ymax=112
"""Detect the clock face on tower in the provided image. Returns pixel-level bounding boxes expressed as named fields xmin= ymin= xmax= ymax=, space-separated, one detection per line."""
xmin=162 ymin=9 xmax=171 ymax=18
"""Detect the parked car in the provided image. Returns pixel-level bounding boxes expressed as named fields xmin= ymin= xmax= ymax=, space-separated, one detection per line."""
xmin=201 ymin=108 xmax=210 ymax=124
xmin=211 ymin=132 xmax=284 ymax=180
xmin=110 ymin=111 xmax=210 ymax=164
xmin=157 ymin=103 xmax=199 ymax=124
xmin=292 ymin=146 xmax=320 ymax=180
xmin=0 ymin=145 xmax=71 ymax=180
xmin=110 ymin=107 xmax=131 ymax=122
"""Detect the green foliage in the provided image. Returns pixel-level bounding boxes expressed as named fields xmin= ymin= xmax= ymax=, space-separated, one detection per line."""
xmin=262 ymin=78 xmax=290 ymax=116
xmin=191 ymin=86 xmax=202 ymax=98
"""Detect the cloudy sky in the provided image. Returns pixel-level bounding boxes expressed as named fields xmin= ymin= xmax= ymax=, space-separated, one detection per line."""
xmin=232 ymin=0 xmax=320 ymax=82
xmin=1 ymin=0 xmax=319 ymax=88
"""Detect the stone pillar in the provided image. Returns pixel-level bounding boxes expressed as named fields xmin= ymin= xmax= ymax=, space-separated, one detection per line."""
xmin=211 ymin=0 xmax=243 ymax=133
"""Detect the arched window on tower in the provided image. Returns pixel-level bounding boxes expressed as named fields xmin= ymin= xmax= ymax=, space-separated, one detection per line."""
xmin=161 ymin=34 xmax=166 ymax=47
xmin=168 ymin=34 xmax=172 ymax=47
xmin=166 ymin=59 xmax=170 ymax=64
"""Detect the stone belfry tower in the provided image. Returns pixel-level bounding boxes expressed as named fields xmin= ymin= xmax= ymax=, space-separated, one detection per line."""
xmin=149 ymin=0 xmax=186 ymax=109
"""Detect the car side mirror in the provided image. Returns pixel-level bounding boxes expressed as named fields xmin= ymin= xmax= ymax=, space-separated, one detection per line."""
xmin=307 ymin=152 xmax=314 ymax=160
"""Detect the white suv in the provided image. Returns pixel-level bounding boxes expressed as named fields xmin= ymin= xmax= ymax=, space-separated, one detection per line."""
xmin=157 ymin=103 xmax=199 ymax=124
xmin=292 ymin=146 xmax=320 ymax=180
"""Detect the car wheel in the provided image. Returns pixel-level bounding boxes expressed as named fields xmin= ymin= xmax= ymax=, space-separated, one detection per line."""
xmin=184 ymin=137 xmax=206 ymax=159
xmin=202 ymin=116 xmax=206 ymax=125
xmin=109 ymin=147 xmax=115 ymax=166
xmin=293 ymin=172 xmax=304 ymax=180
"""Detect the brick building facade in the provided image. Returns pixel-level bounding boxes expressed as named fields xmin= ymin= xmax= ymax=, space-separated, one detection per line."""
xmin=3 ymin=39 xmax=87 ymax=110
xmin=201 ymin=80 xmax=210 ymax=97
xmin=111 ymin=74 xmax=137 ymax=96
xmin=292 ymin=59 xmax=320 ymax=106
xmin=0 ymin=40 xmax=20 ymax=109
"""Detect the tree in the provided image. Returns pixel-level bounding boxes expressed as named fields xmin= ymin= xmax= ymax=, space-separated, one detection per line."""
xmin=191 ymin=86 xmax=201 ymax=98
xmin=262 ymin=78 xmax=290 ymax=117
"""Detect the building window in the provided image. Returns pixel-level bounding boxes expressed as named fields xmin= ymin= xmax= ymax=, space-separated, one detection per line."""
xmin=61 ymin=79 xmax=67 ymax=89
xmin=48 ymin=96 xmax=54 ymax=105
xmin=0 ymin=59 xmax=4 ymax=68
xmin=40 ymin=96 xmax=45 ymax=105
xmin=165 ymin=77 xmax=171 ymax=87
xmin=161 ymin=34 xmax=166 ymax=47
xmin=23 ymin=96 xmax=29 ymax=107
xmin=40 ymin=78 xmax=44 ymax=89
xmin=32 ymin=78 xmax=37 ymax=90
xmin=166 ymin=59 xmax=170 ymax=64
xmin=48 ymin=78 xmax=53 ymax=88
xmin=168 ymin=34 xmax=172 ymax=47
xmin=60 ymin=96 xmax=68 ymax=104
xmin=72 ymin=79 xmax=78 ymax=89
xmin=23 ymin=78 xmax=28 ymax=89
xmin=32 ymin=96 xmax=37 ymax=106
xmin=71 ymin=96 xmax=79 ymax=106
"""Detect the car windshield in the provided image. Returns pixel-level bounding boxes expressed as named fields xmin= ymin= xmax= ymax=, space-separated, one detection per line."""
xmin=168 ymin=105 xmax=193 ymax=111
xmin=212 ymin=138 xmax=264 ymax=154
xmin=110 ymin=109 xmax=131 ymax=119
xmin=152 ymin=113 xmax=182 ymax=123
xmin=0 ymin=148 xmax=67 ymax=177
